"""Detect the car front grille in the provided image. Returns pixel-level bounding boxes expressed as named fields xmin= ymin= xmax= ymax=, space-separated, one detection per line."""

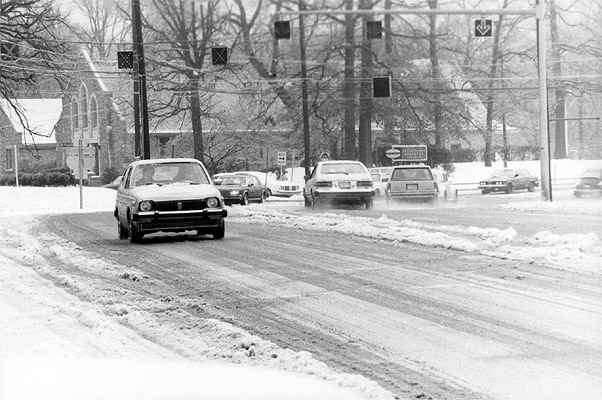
xmin=154 ymin=199 xmax=207 ymax=211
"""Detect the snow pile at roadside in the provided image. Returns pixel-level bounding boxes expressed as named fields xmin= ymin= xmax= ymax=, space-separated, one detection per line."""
xmin=230 ymin=205 xmax=601 ymax=272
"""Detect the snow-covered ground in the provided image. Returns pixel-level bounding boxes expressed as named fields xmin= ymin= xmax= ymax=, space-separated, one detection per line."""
xmin=0 ymin=160 xmax=600 ymax=399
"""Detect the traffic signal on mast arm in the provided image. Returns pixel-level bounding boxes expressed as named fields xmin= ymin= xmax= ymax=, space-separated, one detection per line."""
xmin=274 ymin=20 xmax=291 ymax=39
xmin=373 ymin=76 xmax=391 ymax=98
xmin=212 ymin=47 xmax=228 ymax=65
xmin=367 ymin=21 xmax=383 ymax=39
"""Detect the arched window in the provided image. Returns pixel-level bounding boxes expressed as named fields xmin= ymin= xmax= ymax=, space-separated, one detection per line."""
xmin=79 ymin=84 xmax=89 ymax=128
xmin=71 ymin=98 xmax=79 ymax=131
xmin=90 ymin=96 xmax=98 ymax=128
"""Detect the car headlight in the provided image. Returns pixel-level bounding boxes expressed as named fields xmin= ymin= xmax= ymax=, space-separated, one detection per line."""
xmin=139 ymin=200 xmax=153 ymax=212
xmin=206 ymin=197 xmax=220 ymax=208
xmin=230 ymin=190 xmax=240 ymax=195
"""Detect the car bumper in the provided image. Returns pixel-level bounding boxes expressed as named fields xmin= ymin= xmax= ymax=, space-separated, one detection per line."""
xmin=133 ymin=209 xmax=227 ymax=233
xmin=314 ymin=189 xmax=374 ymax=202
xmin=221 ymin=195 xmax=245 ymax=204
xmin=478 ymin=184 xmax=507 ymax=191
xmin=387 ymin=191 xmax=437 ymax=200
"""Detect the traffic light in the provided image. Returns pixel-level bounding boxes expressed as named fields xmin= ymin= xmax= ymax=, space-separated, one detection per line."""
xmin=373 ymin=76 xmax=391 ymax=98
xmin=274 ymin=20 xmax=291 ymax=39
xmin=117 ymin=51 xmax=134 ymax=69
xmin=367 ymin=21 xmax=382 ymax=39
xmin=212 ymin=47 xmax=228 ymax=65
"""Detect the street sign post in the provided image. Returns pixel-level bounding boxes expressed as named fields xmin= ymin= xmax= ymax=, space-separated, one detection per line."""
xmin=277 ymin=151 xmax=287 ymax=166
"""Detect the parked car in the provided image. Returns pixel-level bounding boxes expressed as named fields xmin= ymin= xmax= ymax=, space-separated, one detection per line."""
xmin=213 ymin=173 xmax=269 ymax=205
xmin=114 ymin=158 xmax=227 ymax=243
xmin=385 ymin=164 xmax=438 ymax=205
xmin=370 ymin=172 xmax=389 ymax=197
xmin=573 ymin=168 xmax=602 ymax=198
xmin=303 ymin=160 xmax=374 ymax=209
xmin=478 ymin=168 xmax=539 ymax=194
xmin=102 ymin=175 xmax=123 ymax=190
xmin=431 ymin=167 xmax=458 ymax=202
xmin=369 ymin=167 xmax=393 ymax=181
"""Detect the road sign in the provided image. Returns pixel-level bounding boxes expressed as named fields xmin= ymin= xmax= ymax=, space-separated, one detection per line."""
xmin=277 ymin=151 xmax=287 ymax=166
xmin=392 ymin=145 xmax=428 ymax=162
xmin=385 ymin=148 xmax=401 ymax=159
xmin=475 ymin=19 xmax=492 ymax=37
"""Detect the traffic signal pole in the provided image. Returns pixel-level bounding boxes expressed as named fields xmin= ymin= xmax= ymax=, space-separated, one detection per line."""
xmin=280 ymin=1 xmax=553 ymax=200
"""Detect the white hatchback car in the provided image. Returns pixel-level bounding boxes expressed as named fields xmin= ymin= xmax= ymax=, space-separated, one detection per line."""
xmin=304 ymin=160 xmax=374 ymax=209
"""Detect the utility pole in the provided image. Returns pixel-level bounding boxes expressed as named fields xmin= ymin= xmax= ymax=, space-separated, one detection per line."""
xmin=299 ymin=1 xmax=311 ymax=179
xmin=132 ymin=0 xmax=150 ymax=159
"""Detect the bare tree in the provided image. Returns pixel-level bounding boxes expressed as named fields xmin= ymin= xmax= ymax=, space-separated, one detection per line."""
xmin=0 ymin=0 xmax=71 ymax=139
xmin=72 ymin=0 xmax=129 ymax=59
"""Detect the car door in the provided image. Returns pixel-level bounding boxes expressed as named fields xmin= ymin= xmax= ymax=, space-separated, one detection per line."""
xmin=248 ymin=175 xmax=262 ymax=200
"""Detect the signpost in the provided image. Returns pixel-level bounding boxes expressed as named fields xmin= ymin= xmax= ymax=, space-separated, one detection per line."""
xmin=277 ymin=151 xmax=286 ymax=180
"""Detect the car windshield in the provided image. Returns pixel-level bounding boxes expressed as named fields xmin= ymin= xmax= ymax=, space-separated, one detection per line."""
xmin=320 ymin=163 xmax=365 ymax=175
xmin=490 ymin=169 xmax=514 ymax=178
xmin=133 ymin=162 xmax=209 ymax=187
xmin=391 ymin=168 xmax=433 ymax=181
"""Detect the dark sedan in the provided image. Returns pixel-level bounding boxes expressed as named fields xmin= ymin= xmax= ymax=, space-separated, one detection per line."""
xmin=478 ymin=168 xmax=539 ymax=194
xmin=212 ymin=173 xmax=269 ymax=206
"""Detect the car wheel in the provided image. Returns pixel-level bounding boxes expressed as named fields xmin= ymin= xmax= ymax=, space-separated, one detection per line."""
xmin=443 ymin=192 xmax=448 ymax=202
xmin=528 ymin=181 xmax=536 ymax=192
xmin=505 ymin=183 xmax=514 ymax=194
xmin=304 ymin=193 xmax=312 ymax=208
xmin=118 ymin=219 xmax=128 ymax=240
xmin=453 ymin=190 xmax=459 ymax=203
xmin=311 ymin=192 xmax=319 ymax=209
xmin=241 ymin=193 xmax=249 ymax=206
xmin=259 ymin=191 xmax=266 ymax=203
xmin=481 ymin=189 xmax=490 ymax=195
xmin=128 ymin=218 xmax=144 ymax=243
xmin=365 ymin=197 xmax=373 ymax=210
xmin=212 ymin=220 xmax=225 ymax=240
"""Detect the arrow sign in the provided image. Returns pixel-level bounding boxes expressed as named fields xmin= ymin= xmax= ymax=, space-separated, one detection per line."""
xmin=475 ymin=19 xmax=492 ymax=37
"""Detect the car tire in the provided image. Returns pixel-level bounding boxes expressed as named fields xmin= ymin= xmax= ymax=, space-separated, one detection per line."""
xmin=128 ymin=218 xmax=144 ymax=243
xmin=241 ymin=193 xmax=249 ymax=206
xmin=118 ymin=219 xmax=128 ymax=240
xmin=259 ymin=191 xmax=266 ymax=203
xmin=505 ymin=183 xmax=514 ymax=194
xmin=453 ymin=190 xmax=459 ymax=203
xmin=311 ymin=192 xmax=319 ymax=209
xmin=365 ymin=197 xmax=373 ymax=210
xmin=304 ymin=193 xmax=312 ymax=208
xmin=212 ymin=220 xmax=225 ymax=240
xmin=528 ymin=181 xmax=536 ymax=192
xmin=443 ymin=192 xmax=448 ymax=202
xmin=481 ymin=189 xmax=490 ymax=195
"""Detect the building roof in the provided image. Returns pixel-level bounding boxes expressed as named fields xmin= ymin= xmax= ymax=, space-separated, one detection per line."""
xmin=0 ymin=99 xmax=63 ymax=144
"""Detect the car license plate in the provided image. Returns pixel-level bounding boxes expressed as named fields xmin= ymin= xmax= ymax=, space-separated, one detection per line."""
xmin=406 ymin=184 xmax=418 ymax=190
xmin=339 ymin=181 xmax=351 ymax=189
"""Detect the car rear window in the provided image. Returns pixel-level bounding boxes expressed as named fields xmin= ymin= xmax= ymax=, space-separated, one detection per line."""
xmin=320 ymin=163 xmax=366 ymax=174
xmin=391 ymin=168 xmax=433 ymax=181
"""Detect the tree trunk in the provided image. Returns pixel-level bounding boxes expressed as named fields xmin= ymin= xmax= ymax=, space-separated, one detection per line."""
xmin=358 ymin=0 xmax=373 ymax=166
xmin=428 ymin=0 xmax=444 ymax=149
xmin=189 ymin=76 xmax=204 ymax=163
xmin=342 ymin=0 xmax=356 ymax=160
